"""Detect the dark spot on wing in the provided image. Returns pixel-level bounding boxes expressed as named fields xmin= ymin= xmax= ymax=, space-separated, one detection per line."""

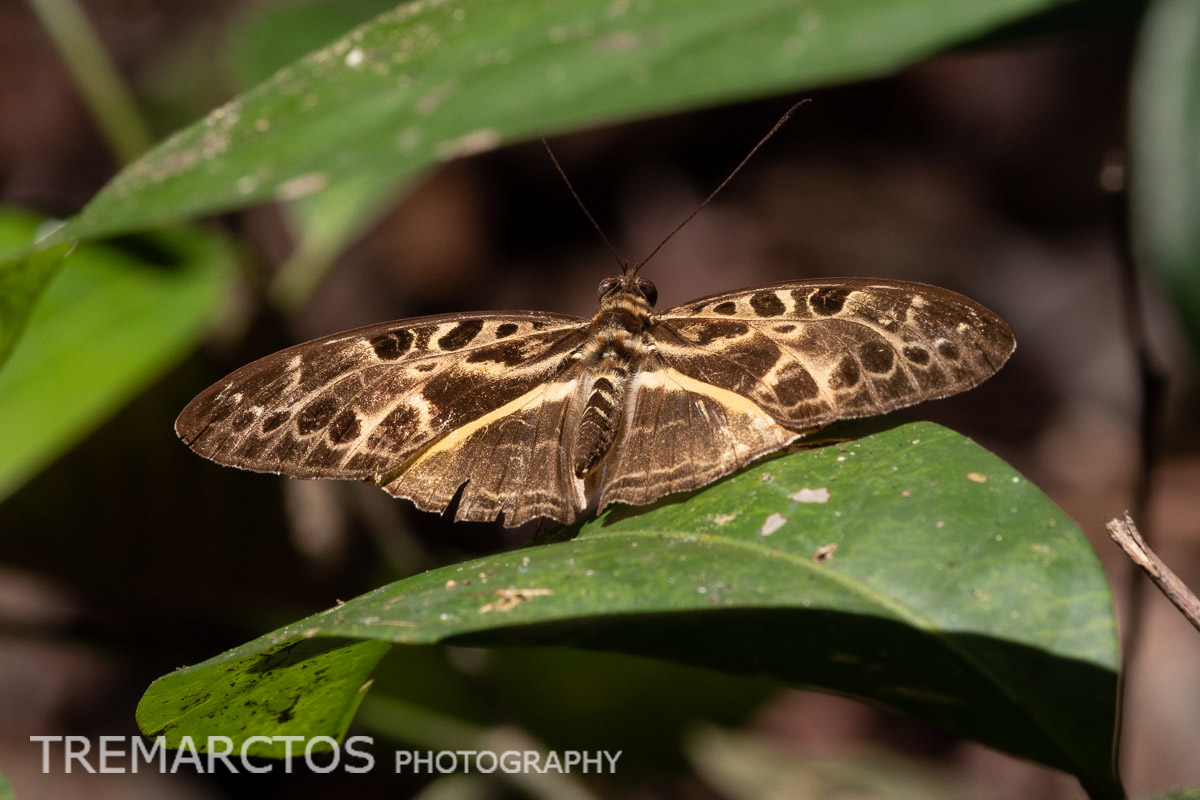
xmin=413 ymin=326 xmax=434 ymax=350
xmin=858 ymin=339 xmax=895 ymax=374
xmin=712 ymin=301 xmax=737 ymax=316
xmin=261 ymin=411 xmax=290 ymax=434
xmin=466 ymin=340 xmax=526 ymax=366
xmin=724 ymin=335 xmax=783 ymax=379
xmin=773 ymin=323 xmax=796 ymax=334
xmin=495 ymin=322 xmax=519 ymax=338
xmin=829 ymin=355 xmax=861 ymax=389
xmin=903 ymin=345 xmax=930 ymax=366
xmin=774 ymin=364 xmax=821 ymax=401
xmin=370 ymin=329 xmax=414 ymax=360
xmin=373 ymin=404 xmax=420 ymax=443
xmin=296 ymin=396 xmax=339 ymax=435
xmin=328 ymin=409 xmax=361 ymax=445
xmin=230 ymin=409 xmax=256 ymax=431
xmin=806 ymin=287 xmax=849 ymax=316
xmin=750 ymin=291 xmax=785 ymax=317
xmin=422 ymin=372 xmax=536 ymax=429
xmin=681 ymin=320 xmax=750 ymax=346
xmin=937 ymin=340 xmax=960 ymax=361
xmin=438 ymin=319 xmax=484 ymax=351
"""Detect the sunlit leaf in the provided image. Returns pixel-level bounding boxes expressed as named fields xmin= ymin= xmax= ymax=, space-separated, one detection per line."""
xmin=138 ymin=420 xmax=1121 ymax=797
xmin=38 ymin=0 xmax=1064 ymax=247
xmin=0 ymin=212 xmax=72 ymax=370
xmin=224 ymin=0 xmax=409 ymax=308
xmin=137 ymin=638 xmax=390 ymax=756
xmin=0 ymin=218 xmax=233 ymax=499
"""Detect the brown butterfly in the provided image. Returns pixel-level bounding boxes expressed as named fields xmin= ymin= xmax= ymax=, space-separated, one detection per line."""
xmin=176 ymin=272 xmax=1014 ymax=527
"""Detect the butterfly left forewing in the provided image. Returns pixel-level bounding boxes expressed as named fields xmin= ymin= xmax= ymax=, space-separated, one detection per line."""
xmin=176 ymin=311 xmax=592 ymax=525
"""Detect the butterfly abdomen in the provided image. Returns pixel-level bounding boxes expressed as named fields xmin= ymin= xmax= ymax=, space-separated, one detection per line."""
xmin=573 ymin=374 xmax=624 ymax=477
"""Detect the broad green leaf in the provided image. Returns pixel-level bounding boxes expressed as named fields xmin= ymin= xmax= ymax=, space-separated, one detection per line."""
xmin=0 ymin=220 xmax=233 ymax=500
xmin=0 ymin=769 xmax=13 ymax=800
xmin=224 ymin=0 xmax=399 ymax=88
xmin=1131 ymin=0 xmax=1200 ymax=349
xmin=138 ymin=420 xmax=1121 ymax=797
xmin=479 ymin=647 xmax=776 ymax=763
xmin=138 ymin=637 xmax=391 ymax=756
xmin=0 ymin=212 xmax=72 ymax=370
xmin=38 ymin=0 xmax=1065 ymax=249
xmin=225 ymin=0 xmax=411 ymax=308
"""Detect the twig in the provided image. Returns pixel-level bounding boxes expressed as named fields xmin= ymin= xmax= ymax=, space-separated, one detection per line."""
xmin=1106 ymin=512 xmax=1200 ymax=633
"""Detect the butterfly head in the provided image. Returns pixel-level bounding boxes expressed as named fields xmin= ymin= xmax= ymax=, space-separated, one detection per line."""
xmin=598 ymin=273 xmax=658 ymax=308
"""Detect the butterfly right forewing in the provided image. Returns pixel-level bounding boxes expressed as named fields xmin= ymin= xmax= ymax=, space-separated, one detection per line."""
xmin=651 ymin=277 xmax=1015 ymax=430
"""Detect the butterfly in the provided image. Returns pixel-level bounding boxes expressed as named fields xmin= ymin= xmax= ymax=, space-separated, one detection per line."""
xmin=176 ymin=272 xmax=1015 ymax=527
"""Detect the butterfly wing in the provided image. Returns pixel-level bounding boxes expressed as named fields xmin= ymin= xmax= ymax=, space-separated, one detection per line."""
xmin=380 ymin=357 xmax=594 ymax=526
xmin=596 ymin=352 xmax=801 ymax=509
xmin=176 ymin=311 xmax=592 ymax=526
xmin=597 ymin=278 xmax=1014 ymax=510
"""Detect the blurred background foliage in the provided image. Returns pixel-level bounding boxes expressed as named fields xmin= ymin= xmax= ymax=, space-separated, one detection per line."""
xmin=0 ymin=0 xmax=1198 ymax=798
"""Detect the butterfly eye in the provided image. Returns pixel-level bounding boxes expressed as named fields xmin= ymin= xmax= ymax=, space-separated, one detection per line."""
xmin=597 ymin=276 xmax=621 ymax=302
xmin=636 ymin=277 xmax=658 ymax=307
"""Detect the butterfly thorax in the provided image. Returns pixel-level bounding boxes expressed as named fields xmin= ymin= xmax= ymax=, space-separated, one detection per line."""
xmin=570 ymin=279 xmax=657 ymax=477
xmin=588 ymin=278 xmax=653 ymax=335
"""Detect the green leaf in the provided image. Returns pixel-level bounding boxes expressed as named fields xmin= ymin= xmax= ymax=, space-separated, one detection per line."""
xmin=223 ymin=0 xmax=413 ymax=308
xmin=1130 ymin=0 xmax=1200 ymax=349
xmin=224 ymin=0 xmax=399 ymax=88
xmin=138 ymin=637 xmax=391 ymax=758
xmin=138 ymin=420 xmax=1121 ymax=797
xmin=0 ymin=768 xmax=14 ymax=800
xmin=41 ymin=0 xmax=1065 ymax=248
xmin=0 ymin=212 xmax=72 ymax=370
xmin=0 ymin=219 xmax=233 ymax=500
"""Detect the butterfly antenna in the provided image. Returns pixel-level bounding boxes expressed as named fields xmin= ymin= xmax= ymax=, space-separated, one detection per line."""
xmin=629 ymin=99 xmax=811 ymax=277
xmin=542 ymin=137 xmax=630 ymax=274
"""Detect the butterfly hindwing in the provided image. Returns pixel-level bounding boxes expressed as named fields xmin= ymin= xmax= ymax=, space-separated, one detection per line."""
xmin=597 ymin=355 xmax=799 ymax=510
xmin=377 ymin=362 xmax=593 ymax=526
xmin=176 ymin=311 xmax=591 ymax=521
